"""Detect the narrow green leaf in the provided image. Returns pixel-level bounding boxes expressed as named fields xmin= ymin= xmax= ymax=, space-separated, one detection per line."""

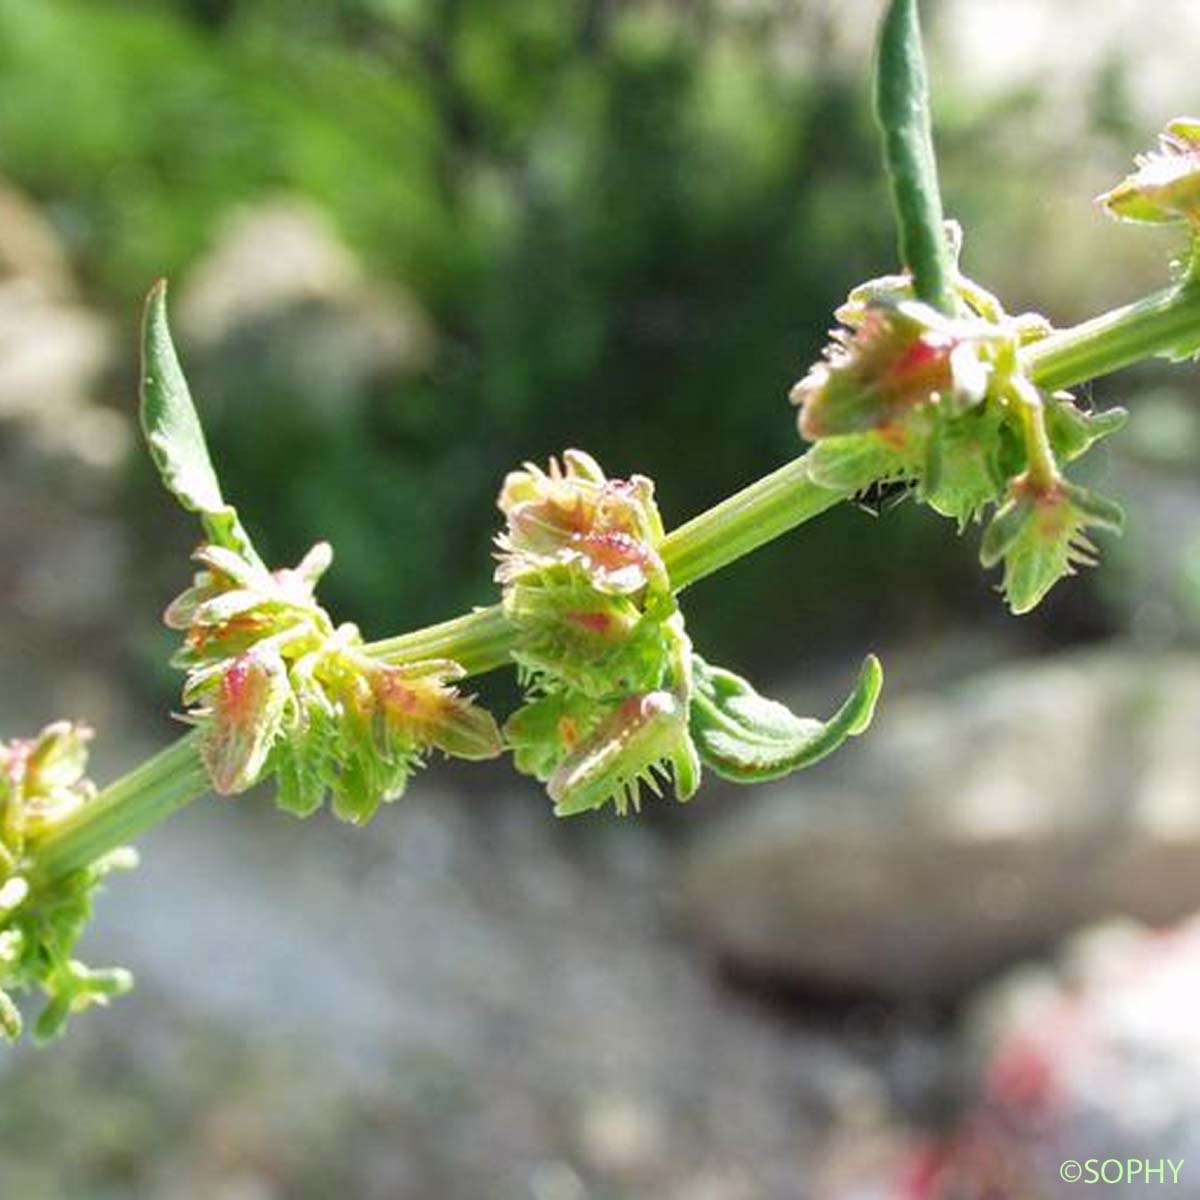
xmin=140 ymin=280 xmax=261 ymax=564
xmin=140 ymin=280 xmax=226 ymax=516
xmin=690 ymin=654 xmax=883 ymax=783
xmin=874 ymin=0 xmax=956 ymax=314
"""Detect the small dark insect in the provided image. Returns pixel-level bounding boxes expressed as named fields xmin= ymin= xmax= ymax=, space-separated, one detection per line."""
xmin=853 ymin=477 xmax=915 ymax=517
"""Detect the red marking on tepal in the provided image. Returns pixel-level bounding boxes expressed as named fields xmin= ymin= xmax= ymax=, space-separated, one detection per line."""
xmin=887 ymin=334 xmax=953 ymax=400
xmin=894 ymin=335 xmax=944 ymax=374
xmin=374 ymin=671 xmax=421 ymax=715
xmin=565 ymin=610 xmax=612 ymax=635
xmin=580 ymin=530 xmax=646 ymax=570
xmin=221 ymin=652 xmax=269 ymax=720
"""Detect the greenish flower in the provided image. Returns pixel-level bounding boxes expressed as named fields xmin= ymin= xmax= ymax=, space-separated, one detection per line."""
xmin=189 ymin=644 xmax=293 ymax=794
xmin=791 ymin=297 xmax=990 ymax=443
xmin=1099 ymin=118 xmax=1200 ymax=226
xmin=497 ymin=450 xmax=678 ymax=702
xmin=496 ymin=449 xmax=668 ymax=596
xmin=980 ymin=475 xmax=1125 ymax=615
xmin=0 ymin=721 xmax=96 ymax=845
xmin=0 ymin=722 xmax=135 ymax=1042
xmin=168 ymin=540 xmax=501 ymax=819
xmin=793 ymin=296 xmax=1001 ymax=496
xmin=498 ymin=453 xmax=700 ymax=816
xmin=547 ymin=689 xmax=701 ymax=817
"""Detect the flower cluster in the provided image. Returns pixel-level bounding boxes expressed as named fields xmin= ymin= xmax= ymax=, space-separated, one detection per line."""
xmin=497 ymin=451 xmax=883 ymax=815
xmin=497 ymin=451 xmax=700 ymax=815
xmin=0 ymin=722 xmax=134 ymax=1041
xmin=791 ymin=242 xmax=1127 ymax=613
xmin=167 ymin=539 xmax=501 ymax=824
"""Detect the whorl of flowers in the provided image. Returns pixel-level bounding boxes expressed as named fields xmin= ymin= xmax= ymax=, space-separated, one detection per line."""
xmin=790 ymin=242 xmax=1127 ymax=613
xmin=496 ymin=451 xmax=699 ymax=816
xmin=168 ymin=540 xmax=501 ymax=825
xmin=494 ymin=451 xmax=883 ymax=814
xmin=0 ymin=722 xmax=134 ymax=1042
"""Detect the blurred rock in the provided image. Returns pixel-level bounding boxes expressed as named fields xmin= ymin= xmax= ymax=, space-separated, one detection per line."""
xmin=0 ymin=182 xmax=124 ymax=468
xmin=575 ymin=1092 xmax=667 ymax=1181
xmin=681 ymin=649 xmax=1200 ymax=998
xmin=830 ymin=916 xmax=1200 ymax=1198
xmin=0 ymin=779 xmax=947 ymax=1200
xmin=0 ymin=183 xmax=75 ymax=290
xmin=177 ymin=199 xmax=432 ymax=417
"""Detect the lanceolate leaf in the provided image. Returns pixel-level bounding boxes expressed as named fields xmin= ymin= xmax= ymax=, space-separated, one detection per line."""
xmin=874 ymin=0 xmax=956 ymax=314
xmin=690 ymin=654 xmax=883 ymax=783
xmin=140 ymin=280 xmax=262 ymax=566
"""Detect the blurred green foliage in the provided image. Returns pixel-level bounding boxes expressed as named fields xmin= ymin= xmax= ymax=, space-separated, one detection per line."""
xmin=0 ymin=0 xmax=1126 ymax=682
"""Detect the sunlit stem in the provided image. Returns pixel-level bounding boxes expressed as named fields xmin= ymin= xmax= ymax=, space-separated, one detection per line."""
xmin=32 ymin=734 xmax=207 ymax=884
xmin=33 ymin=275 xmax=1200 ymax=883
xmin=1021 ymin=277 xmax=1200 ymax=391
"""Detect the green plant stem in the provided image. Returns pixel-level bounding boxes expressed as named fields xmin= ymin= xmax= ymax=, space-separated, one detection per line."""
xmin=370 ymin=606 xmax=516 ymax=676
xmin=368 ymin=455 xmax=848 ymax=669
xmin=32 ymin=733 xmax=207 ymax=884
xmin=660 ymin=456 xmax=844 ymax=589
xmin=32 ymin=277 xmax=1200 ymax=883
xmin=1021 ymin=278 xmax=1200 ymax=391
xmin=874 ymin=0 xmax=956 ymax=314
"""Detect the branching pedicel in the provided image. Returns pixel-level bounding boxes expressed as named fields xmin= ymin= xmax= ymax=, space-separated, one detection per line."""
xmin=3 ymin=0 xmax=1200 ymax=1041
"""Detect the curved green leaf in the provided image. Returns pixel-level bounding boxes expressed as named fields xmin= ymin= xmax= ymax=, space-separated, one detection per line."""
xmin=1044 ymin=397 xmax=1127 ymax=464
xmin=690 ymin=654 xmax=883 ymax=783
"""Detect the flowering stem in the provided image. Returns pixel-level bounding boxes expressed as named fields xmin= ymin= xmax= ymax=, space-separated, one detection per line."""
xmin=28 ymin=276 xmax=1200 ymax=884
xmin=369 ymin=606 xmax=516 ymax=675
xmin=659 ymin=456 xmax=844 ymax=589
xmin=1021 ymin=277 xmax=1200 ymax=391
xmin=31 ymin=733 xmax=207 ymax=884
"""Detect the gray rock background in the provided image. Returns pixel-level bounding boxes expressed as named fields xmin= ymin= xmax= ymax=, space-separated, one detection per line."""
xmin=681 ymin=651 xmax=1200 ymax=998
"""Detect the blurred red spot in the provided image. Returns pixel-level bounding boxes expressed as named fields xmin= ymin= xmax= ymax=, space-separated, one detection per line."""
xmin=565 ymin=610 xmax=612 ymax=634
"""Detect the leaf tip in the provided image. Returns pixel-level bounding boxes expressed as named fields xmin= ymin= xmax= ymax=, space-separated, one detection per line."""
xmin=849 ymin=654 xmax=885 ymax=736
